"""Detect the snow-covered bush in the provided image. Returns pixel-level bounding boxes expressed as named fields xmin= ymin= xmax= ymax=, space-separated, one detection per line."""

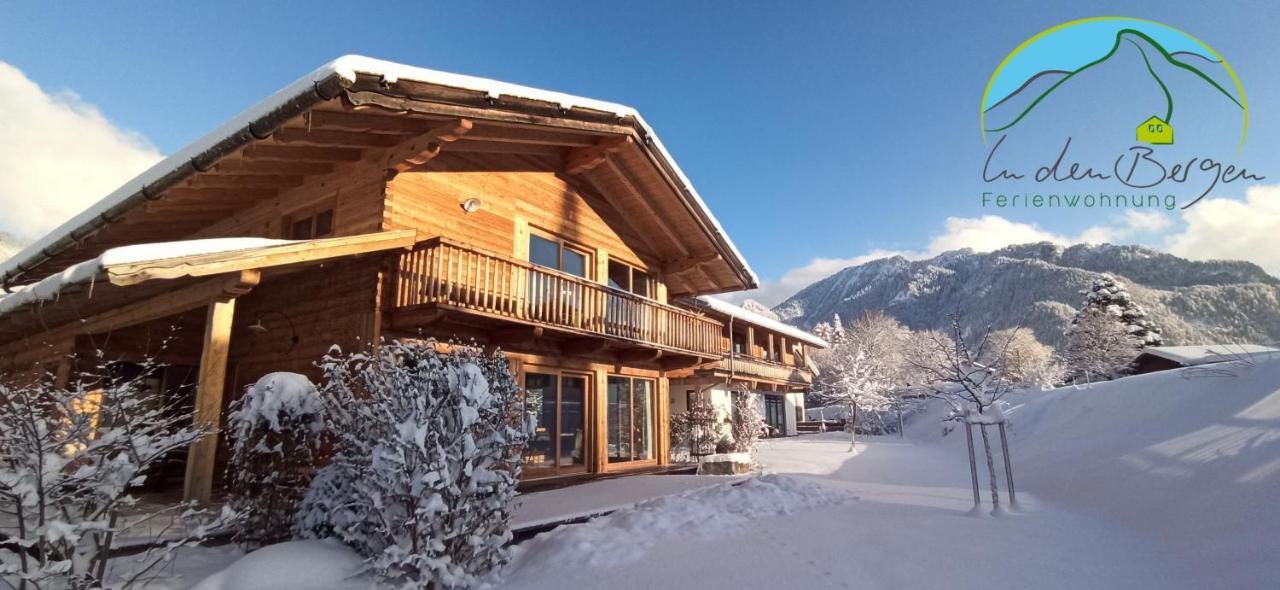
xmin=0 ymin=354 xmax=233 ymax=589
xmin=670 ymin=394 xmax=718 ymax=461
xmin=729 ymin=387 xmax=765 ymax=453
xmin=226 ymin=372 xmax=324 ymax=548
xmin=297 ymin=340 xmax=525 ymax=589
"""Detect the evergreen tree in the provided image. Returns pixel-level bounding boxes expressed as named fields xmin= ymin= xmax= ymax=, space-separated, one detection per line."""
xmin=1074 ymin=274 xmax=1163 ymax=347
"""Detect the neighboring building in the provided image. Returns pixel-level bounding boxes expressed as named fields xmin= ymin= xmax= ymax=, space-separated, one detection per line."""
xmin=1132 ymin=344 xmax=1279 ymax=374
xmin=1136 ymin=115 xmax=1173 ymax=144
xmin=668 ymin=296 xmax=828 ymax=441
xmin=0 ymin=56 xmax=760 ymax=502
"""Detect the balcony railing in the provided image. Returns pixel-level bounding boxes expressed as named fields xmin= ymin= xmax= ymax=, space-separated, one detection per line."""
xmin=393 ymin=237 xmax=723 ymax=357
xmin=722 ymin=353 xmax=813 ymax=385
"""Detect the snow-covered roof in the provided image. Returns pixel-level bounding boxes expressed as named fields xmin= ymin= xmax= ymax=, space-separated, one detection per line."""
xmin=696 ymin=296 xmax=828 ymax=348
xmin=1138 ymin=344 xmax=1280 ymax=366
xmin=0 ymin=238 xmax=292 ymax=316
xmin=0 ymin=55 xmax=757 ymax=291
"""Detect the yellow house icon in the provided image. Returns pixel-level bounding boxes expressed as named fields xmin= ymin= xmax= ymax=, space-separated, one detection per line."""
xmin=1137 ymin=116 xmax=1173 ymax=145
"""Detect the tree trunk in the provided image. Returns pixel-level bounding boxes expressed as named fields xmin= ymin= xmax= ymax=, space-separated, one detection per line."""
xmin=979 ymin=424 xmax=1001 ymax=513
xmin=847 ymin=401 xmax=858 ymax=452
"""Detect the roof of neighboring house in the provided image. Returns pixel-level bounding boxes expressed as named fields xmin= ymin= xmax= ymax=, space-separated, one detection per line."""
xmin=1136 ymin=344 xmax=1280 ymax=366
xmin=694 ymin=296 xmax=829 ymax=349
xmin=0 ymin=55 xmax=757 ymax=294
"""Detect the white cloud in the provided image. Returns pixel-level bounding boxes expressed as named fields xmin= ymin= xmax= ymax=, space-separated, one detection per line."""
xmin=0 ymin=61 xmax=162 ymax=239
xmin=1165 ymin=185 xmax=1280 ymax=276
xmin=729 ymin=210 xmax=1182 ymax=307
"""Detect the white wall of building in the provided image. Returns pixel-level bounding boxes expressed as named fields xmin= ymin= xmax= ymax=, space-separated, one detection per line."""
xmin=669 ymin=383 xmax=804 ymax=438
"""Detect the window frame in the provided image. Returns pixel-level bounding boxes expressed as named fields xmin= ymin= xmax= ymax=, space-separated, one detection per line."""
xmin=606 ymin=375 xmax=657 ymax=465
xmin=283 ymin=203 xmax=337 ymax=240
xmin=528 ymin=230 xmax=593 ymax=280
xmin=606 ymin=259 xmax=655 ymax=300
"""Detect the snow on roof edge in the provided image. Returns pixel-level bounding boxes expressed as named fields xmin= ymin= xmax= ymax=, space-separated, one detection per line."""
xmin=697 ymin=296 xmax=828 ymax=348
xmin=0 ymin=55 xmax=758 ymax=289
xmin=0 ymin=238 xmax=297 ymax=317
xmin=1139 ymin=344 xmax=1280 ymax=365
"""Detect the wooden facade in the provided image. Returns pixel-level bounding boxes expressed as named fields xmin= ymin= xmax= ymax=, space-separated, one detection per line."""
xmin=0 ymin=58 xmax=758 ymax=501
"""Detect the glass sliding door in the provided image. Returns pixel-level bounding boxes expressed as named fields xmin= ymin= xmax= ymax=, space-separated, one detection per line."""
xmin=764 ymin=395 xmax=786 ymax=436
xmin=522 ymin=373 xmax=557 ymax=471
xmin=523 ymin=371 xmax=589 ymax=475
xmin=559 ymin=375 xmax=587 ymax=469
xmin=607 ymin=376 xmax=656 ymax=463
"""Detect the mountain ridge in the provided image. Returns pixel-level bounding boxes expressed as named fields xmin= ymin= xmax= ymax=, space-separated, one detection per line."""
xmin=773 ymin=242 xmax=1280 ymax=349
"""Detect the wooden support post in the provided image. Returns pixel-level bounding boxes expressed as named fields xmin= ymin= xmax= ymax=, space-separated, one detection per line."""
xmin=182 ymin=270 xmax=258 ymax=504
xmin=183 ymin=297 xmax=237 ymax=504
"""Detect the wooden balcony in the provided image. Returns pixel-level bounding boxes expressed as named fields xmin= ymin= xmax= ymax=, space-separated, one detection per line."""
xmin=391 ymin=237 xmax=723 ymax=357
xmin=720 ymin=354 xmax=814 ymax=385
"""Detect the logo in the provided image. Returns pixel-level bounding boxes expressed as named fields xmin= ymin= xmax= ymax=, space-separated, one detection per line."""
xmin=980 ymin=17 xmax=1262 ymax=210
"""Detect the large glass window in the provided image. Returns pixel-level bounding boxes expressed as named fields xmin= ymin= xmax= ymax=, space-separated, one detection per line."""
xmin=523 ymin=372 xmax=588 ymax=473
xmin=529 ymin=233 xmax=589 ymax=278
xmin=607 ymin=260 xmax=653 ymax=298
xmin=607 ymin=376 xmax=654 ymax=463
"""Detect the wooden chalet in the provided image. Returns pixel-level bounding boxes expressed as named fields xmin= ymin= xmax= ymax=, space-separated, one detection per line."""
xmin=668 ymin=297 xmax=827 ymax=437
xmin=0 ymin=56 xmax=758 ymax=502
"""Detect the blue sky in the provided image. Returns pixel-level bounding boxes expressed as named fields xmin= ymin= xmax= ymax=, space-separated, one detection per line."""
xmin=2 ymin=1 xmax=1279 ymax=304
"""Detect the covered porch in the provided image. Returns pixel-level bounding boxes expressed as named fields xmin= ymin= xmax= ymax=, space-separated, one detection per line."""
xmin=0 ymin=230 xmax=418 ymax=503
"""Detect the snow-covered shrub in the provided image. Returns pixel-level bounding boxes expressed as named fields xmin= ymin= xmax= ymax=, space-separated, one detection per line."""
xmin=729 ymin=387 xmax=765 ymax=453
xmin=226 ymin=372 xmax=324 ymax=548
xmin=297 ymin=340 xmax=525 ymax=589
xmin=0 ymin=354 xmax=233 ymax=589
xmin=670 ymin=394 xmax=718 ymax=461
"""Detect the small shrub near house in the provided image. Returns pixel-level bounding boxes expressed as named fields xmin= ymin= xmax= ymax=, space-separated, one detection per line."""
xmin=225 ymin=372 xmax=325 ymax=548
xmin=298 ymin=340 xmax=525 ymax=589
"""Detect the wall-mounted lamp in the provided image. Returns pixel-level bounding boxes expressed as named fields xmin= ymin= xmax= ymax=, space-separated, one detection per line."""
xmin=461 ymin=198 xmax=483 ymax=213
xmin=248 ymin=309 xmax=300 ymax=354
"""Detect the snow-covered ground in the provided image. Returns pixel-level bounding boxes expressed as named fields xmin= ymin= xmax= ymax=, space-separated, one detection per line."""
xmin=162 ymin=358 xmax=1280 ymax=589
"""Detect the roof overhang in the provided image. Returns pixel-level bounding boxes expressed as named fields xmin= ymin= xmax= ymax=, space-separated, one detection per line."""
xmin=0 ymin=56 xmax=757 ymax=297
xmin=0 ymin=230 xmax=417 ymax=348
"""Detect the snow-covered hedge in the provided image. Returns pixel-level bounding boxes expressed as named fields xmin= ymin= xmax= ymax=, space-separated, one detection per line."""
xmin=226 ymin=372 xmax=325 ymax=547
xmin=297 ymin=340 xmax=525 ymax=589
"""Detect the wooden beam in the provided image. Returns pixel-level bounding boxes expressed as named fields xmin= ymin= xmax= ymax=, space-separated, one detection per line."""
xmin=182 ymin=294 xmax=238 ymax=504
xmin=565 ymin=136 xmax=632 ymax=175
xmin=105 ymin=230 xmax=419 ymax=286
xmin=461 ymin=125 xmax=598 ymax=147
xmin=602 ymin=158 xmax=690 ymax=256
xmin=618 ymin=349 xmax=663 ymax=363
xmin=158 ymin=187 xmax=279 ymax=202
xmin=184 ymin=174 xmax=305 ymax=190
xmin=384 ymin=119 xmax=474 ymax=177
xmin=306 ymin=110 xmax=445 ymax=134
xmin=0 ymin=271 xmax=261 ymax=358
xmin=562 ymin=338 xmax=608 ymax=356
xmin=493 ymin=326 xmax=544 ymax=342
xmin=211 ymin=159 xmax=336 ymax=176
xmin=242 ymin=144 xmax=363 ymax=162
xmin=662 ymin=253 xmax=722 ymax=275
xmin=271 ymin=128 xmax=405 ymax=148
